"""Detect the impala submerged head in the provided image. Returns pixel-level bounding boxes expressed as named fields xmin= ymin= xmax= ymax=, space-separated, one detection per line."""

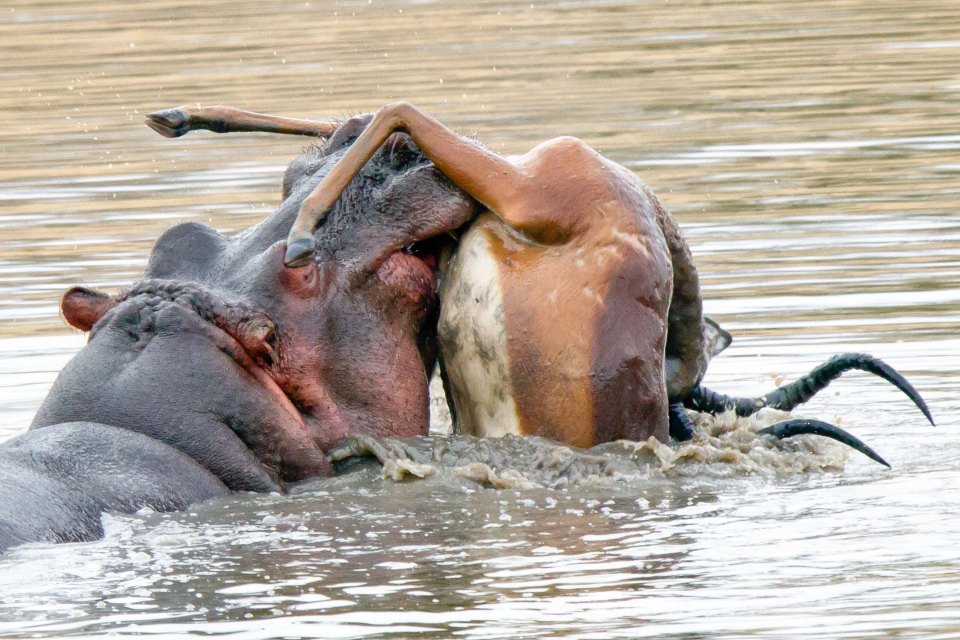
xmin=33 ymin=106 xmax=477 ymax=491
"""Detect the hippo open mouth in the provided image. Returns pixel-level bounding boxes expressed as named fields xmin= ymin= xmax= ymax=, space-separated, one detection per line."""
xmin=404 ymin=232 xmax=457 ymax=272
xmin=377 ymin=232 xmax=460 ymax=307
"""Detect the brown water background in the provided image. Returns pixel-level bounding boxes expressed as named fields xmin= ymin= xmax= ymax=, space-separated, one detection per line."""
xmin=0 ymin=1 xmax=958 ymax=638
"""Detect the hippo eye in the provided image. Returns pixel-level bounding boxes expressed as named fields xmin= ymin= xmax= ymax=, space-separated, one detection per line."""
xmin=325 ymin=114 xmax=374 ymax=155
xmin=389 ymin=146 xmax=417 ymax=169
xmin=385 ymin=135 xmax=421 ymax=169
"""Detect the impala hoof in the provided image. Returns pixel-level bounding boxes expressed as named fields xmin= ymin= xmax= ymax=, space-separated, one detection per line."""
xmin=145 ymin=109 xmax=190 ymax=138
xmin=284 ymin=237 xmax=316 ymax=267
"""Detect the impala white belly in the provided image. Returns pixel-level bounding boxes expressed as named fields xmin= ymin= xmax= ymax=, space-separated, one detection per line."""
xmin=438 ymin=223 xmax=521 ymax=437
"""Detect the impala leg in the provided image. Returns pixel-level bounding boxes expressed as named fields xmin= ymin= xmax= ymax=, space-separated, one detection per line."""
xmin=145 ymin=105 xmax=338 ymax=139
xmin=284 ymin=101 xmax=530 ymax=266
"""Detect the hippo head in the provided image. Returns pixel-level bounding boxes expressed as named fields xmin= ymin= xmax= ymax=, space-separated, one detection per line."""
xmin=32 ymin=115 xmax=478 ymax=492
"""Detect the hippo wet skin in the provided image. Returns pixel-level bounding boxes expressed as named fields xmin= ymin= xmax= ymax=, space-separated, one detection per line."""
xmin=0 ymin=424 xmax=229 ymax=550
xmin=1 ymin=116 xmax=476 ymax=552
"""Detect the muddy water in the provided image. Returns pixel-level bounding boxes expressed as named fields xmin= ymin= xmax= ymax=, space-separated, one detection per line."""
xmin=0 ymin=0 xmax=958 ymax=637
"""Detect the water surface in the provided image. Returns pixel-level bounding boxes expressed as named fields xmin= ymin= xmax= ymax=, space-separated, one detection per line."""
xmin=0 ymin=0 xmax=958 ymax=637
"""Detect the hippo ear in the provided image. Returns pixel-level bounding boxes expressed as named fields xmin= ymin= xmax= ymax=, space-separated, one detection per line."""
xmin=61 ymin=286 xmax=116 ymax=331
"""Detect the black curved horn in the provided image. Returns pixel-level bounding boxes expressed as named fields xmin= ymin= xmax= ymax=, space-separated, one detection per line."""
xmin=684 ymin=353 xmax=934 ymax=425
xmin=758 ymin=418 xmax=890 ymax=468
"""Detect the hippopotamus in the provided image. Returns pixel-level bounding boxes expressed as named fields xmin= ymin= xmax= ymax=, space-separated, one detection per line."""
xmin=145 ymin=104 xmax=933 ymax=467
xmin=0 ymin=423 xmax=230 ymax=549
xmin=0 ymin=108 xmax=479 ymax=551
